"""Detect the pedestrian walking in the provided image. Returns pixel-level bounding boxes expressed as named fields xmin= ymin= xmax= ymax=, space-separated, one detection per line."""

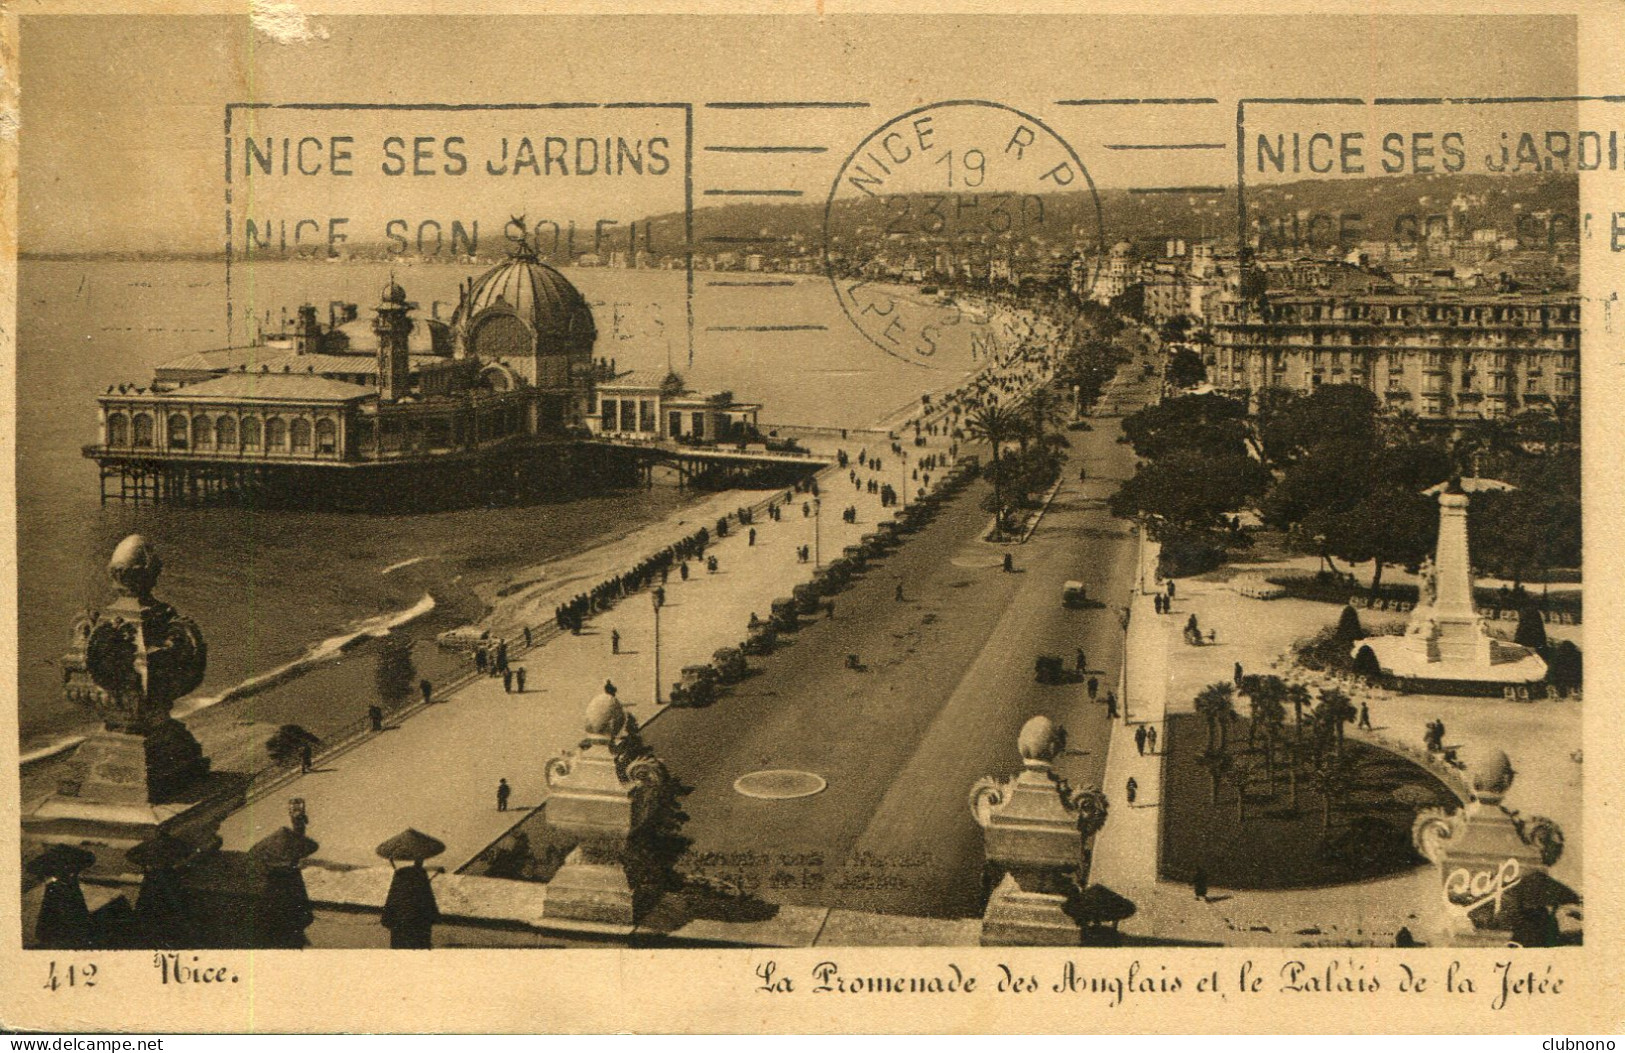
xmin=1234 ymin=661 xmax=1244 ymax=685
xmin=611 ymin=629 xmax=621 ymax=654
xmin=1146 ymin=725 xmax=1157 ymax=754
xmin=369 ymin=705 xmax=383 ymax=732
xmin=1106 ymin=692 xmax=1119 ymax=719
xmin=419 ymin=678 xmax=433 ymax=706
xmin=1075 ymin=648 xmax=1087 ymax=673
xmin=523 ymin=626 xmax=532 ymax=647
xmin=748 ymin=527 xmax=756 ymax=546
xmin=680 ymin=562 xmax=689 ymax=581
xmin=502 ymin=668 xmax=513 ymax=694
xmin=1002 ymin=553 xmax=1014 ymax=573
xmin=300 ymin=743 xmax=313 ymax=773
xmin=515 ymin=667 xmax=526 ymax=693
xmin=1126 ymin=776 xmax=1138 ymax=804
xmin=496 ymin=778 xmax=511 ymax=812
xmin=1087 ymin=676 xmax=1099 ymax=700
xmin=1193 ymin=866 xmax=1208 ymax=902
xmin=1359 ymin=702 xmax=1372 ymax=730
xmin=1135 ymin=725 xmax=1147 ymax=755
xmin=474 ymin=647 xmax=487 ymax=674
xmin=1167 ymin=580 xmax=1177 ymax=599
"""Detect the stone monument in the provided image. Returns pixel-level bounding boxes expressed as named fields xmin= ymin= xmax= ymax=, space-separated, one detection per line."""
xmin=970 ymin=715 xmax=1109 ymax=945
xmin=1361 ymin=479 xmax=1547 ymax=695
xmin=541 ymin=691 xmax=668 ymax=926
xmin=26 ymin=535 xmax=217 ymax=848
xmin=1412 ymin=746 xmax=1567 ymax=944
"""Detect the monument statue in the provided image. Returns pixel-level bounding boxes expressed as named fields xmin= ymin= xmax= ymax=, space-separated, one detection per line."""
xmin=1361 ymin=481 xmax=1547 ymax=696
xmin=59 ymin=535 xmax=210 ymax=804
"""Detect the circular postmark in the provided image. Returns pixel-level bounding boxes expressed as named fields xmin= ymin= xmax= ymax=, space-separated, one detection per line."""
xmin=823 ymin=100 xmax=1103 ymax=367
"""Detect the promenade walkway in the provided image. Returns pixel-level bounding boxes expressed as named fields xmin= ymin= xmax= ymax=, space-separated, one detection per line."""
xmin=216 ymin=427 xmax=959 ymax=869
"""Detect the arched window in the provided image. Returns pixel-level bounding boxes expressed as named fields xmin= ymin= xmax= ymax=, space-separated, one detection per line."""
xmin=215 ymin=415 xmax=237 ymax=448
xmin=167 ymin=414 xmax=189 ymax=449
xmin=290 ymin=418 xmax=312 ymax=452
xmin=265 ymin=417 xmax=287 ymax=451
xmin=191 ymin=414 xmax=213 ymax=447
xmin=315 ymin=418 xmax=338 ymax=454
xmin=240 ymin=416 xmax=262 ymax=448
xmin=106 ymin=413 xmax=129 ymax=447
xmin=132 ymin=413 xmax=155 ymax=448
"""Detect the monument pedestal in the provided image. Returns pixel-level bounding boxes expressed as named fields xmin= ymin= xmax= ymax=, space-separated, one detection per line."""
xmin=1366 ymin=482 xmax=1547 ymax=694
xmin=544 ymin=842 xmax=639 ymax=927
xmin=56 ymin=720 xmax=209 ymax=807
xmin=980 ymin=871 xmax=1081 ymax=946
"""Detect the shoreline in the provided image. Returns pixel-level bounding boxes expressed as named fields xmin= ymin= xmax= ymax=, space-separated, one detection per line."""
xmin=18 ymin=294 xmax=1045 ymax=777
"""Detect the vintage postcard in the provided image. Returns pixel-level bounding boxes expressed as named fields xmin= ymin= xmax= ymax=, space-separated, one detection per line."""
xmin=1 ymin=1 xmax=1622 ymax=1035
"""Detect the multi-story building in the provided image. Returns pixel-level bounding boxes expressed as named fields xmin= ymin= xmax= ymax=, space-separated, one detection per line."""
xmin=1207 ymin=280 xmax=1579 ymax=423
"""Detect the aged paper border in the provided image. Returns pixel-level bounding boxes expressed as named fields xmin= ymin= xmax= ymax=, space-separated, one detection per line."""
xmin=1 ymin=0 xmax=1621 ymax=1034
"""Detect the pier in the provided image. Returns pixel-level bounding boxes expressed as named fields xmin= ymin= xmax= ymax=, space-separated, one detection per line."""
xmin=84 ymin=435 xmax=829 ymax=509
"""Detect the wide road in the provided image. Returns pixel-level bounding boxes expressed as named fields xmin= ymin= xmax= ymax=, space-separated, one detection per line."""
xmin=642 ymin=361 xmax=1153 ymax=920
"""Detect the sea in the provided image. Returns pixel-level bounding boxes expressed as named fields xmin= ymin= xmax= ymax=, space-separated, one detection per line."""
xmin=15 ymin=258 xmax=982 ymax=758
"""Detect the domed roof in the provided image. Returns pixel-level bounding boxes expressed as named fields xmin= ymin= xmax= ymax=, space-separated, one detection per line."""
xmin=337 ymin=316 xmax=451 ymax=354
xmin=460 ymin=257 xmax=596 ymax=344
xmin=381 ymin=280 xmax=408 ymax=305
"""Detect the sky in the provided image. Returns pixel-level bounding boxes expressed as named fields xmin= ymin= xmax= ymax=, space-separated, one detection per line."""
xmin=15 ymin=13 xmax=1578 ymax=253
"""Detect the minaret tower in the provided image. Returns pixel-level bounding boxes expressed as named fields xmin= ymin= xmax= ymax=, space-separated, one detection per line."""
xmin=373 ymin=278 xmax=415 ymax=402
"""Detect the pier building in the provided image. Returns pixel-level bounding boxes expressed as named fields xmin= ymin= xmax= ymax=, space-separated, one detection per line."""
xmin=84 ymin=242 xmax=617 ymax=508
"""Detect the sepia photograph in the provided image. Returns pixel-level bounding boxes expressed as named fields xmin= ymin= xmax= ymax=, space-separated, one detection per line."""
xmin=1 ymin=3 xmax=1618 ymax=1036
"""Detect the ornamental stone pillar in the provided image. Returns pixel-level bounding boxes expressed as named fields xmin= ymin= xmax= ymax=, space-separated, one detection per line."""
xmin=541 ymin=691 xmax=668 ymax=926
xmin=1412 ymin=746 xmax=1566 ymax=944
xmin=970 ymin=715 xmax=1109 ymax=946
xmin=58 ymin=535 xmax=209 ymax=807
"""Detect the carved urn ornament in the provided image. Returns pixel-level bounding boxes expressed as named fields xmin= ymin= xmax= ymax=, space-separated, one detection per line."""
xmin=970 ymin=715 xmax=1109 ymax=945
xmin=541 ymin=691 xmax=669 ymax=925
xmin=54 ymin=536 xmax=210 ymax=806
xmin=67 ymin=535 xmax=207 ymax=735
xmin=1412 ymin=745 xmax=1566 ymax=940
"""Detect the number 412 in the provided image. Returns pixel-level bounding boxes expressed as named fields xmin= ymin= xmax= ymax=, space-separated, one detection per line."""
xmin=44 ymin=961 xmax=97 ymax=990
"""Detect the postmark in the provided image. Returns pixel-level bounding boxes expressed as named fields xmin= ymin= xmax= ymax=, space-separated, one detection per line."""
xmin=823 ymin=100 xmax=1104 ymax=366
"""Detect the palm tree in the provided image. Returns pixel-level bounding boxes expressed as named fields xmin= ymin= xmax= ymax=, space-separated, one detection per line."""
xmin=1314 ymin=688 xmax=1358 ymax=764
xmin=1285 ymin=682 xmax=1312 ymax=743
xmin=1314 ymin=756 xmax=1355 ymax=834
xmin=1023 ymin=384 xmax=1069 ymax=447
xmin=1227 ymin=759 xmax=1249 ymax=825
xmin=965 ymin=403 xmax=1021 ymax=528
xmin=1255 ymin=693 xmax=1287 ymax=792
xmin=1239 ymin=674 xmax=1285 ymax=749
xmin=1194 ymin=681 xmax=1236 ymax=752
xmin=1282 ymin=736 xmax=1301 ymax=811
xmin=1198 ymin=747 xmax=1232 ymax=807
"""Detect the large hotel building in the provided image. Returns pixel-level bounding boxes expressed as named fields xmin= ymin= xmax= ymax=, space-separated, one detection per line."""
xmin=1205 ymin=274 xmax=1579 ymax=422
